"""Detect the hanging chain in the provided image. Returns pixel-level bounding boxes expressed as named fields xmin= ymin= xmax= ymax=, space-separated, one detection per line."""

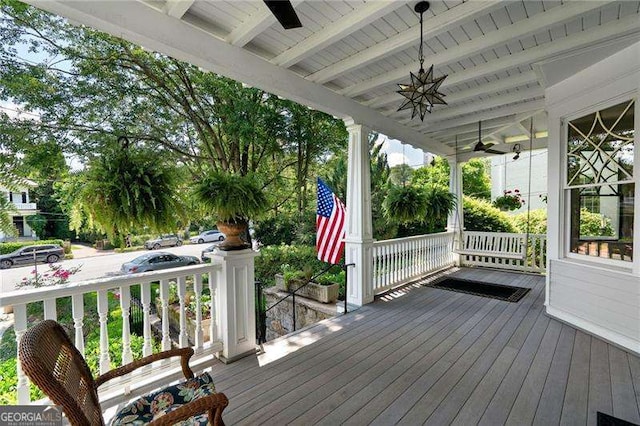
xmin=418 ymin=9 xmax=425 ymax=71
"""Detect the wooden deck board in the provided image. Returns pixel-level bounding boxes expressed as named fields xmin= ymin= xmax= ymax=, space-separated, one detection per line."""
xmin=561 ymin=331 xmax=592 ymax=425
xmin=609 ymin=345 xmax=640 ymax=424
xmin=204 ymin=268 xmax=640 ymax=426
xmin=532 ymin=324 xmax=576 ymax=426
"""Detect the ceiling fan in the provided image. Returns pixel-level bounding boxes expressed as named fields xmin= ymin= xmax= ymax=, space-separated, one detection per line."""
xmin=473 ymin=120 xmax=507 ymax=155
xmin=264 ymin=1 xmax=302 ymax=29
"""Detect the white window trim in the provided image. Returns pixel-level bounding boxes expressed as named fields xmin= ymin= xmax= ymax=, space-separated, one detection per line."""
xmin=561 ymin=95 xmax=637 ymax=271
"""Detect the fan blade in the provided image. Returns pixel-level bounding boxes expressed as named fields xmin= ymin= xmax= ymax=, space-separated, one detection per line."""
xmin=485 ymin=148 xmax=507 ymax=155
xmin=264 ymin=1 xmax=302 ymax=29
xmin=473 ymin=140 xmax=492 ymax=152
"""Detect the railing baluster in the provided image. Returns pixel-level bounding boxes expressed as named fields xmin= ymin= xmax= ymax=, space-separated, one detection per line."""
xmin=97 ymin=289 xmax=111 ymax=374
xmin=194 ymin=274 xmax=204 ymax=349
xmin=71 ymin=294 xmax=85 ymax=356
xmin=119 ymin=286 xmax=133 ymax=365
xmin=140 ymin=282 xmax=153 ymax=356
xmin=159 ymin=279 xmax=172 ymax=351
xmin=208 ymin=270 xmax=218 ymax=343
xmin=43 ymin=298 xmax=56 ymax=320
xmin=14 ymin=303 xmax=29 ymax=404
xmin=177 ymin=276 xmax=188 ymax=348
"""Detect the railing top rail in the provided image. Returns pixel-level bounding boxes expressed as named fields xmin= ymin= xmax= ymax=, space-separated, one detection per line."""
xmin=463 ymin=231 xmax=546 ymax=239
xmin=373 ymin=231 xmax=454 ymax=246
xmin=0 ymin=263 xmax=221 ymax=307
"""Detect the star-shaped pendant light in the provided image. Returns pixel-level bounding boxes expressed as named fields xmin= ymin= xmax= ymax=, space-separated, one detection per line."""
xmin=397 ymin=1 xmax=447 ymax=121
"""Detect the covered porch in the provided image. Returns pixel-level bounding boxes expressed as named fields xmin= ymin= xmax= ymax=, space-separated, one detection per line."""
xmin=3 ymin=0 xmax=639 ymax=423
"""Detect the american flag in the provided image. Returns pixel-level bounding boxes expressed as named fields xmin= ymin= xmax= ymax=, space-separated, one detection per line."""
xmin=316 ymin=178 xmax=346 ymax=264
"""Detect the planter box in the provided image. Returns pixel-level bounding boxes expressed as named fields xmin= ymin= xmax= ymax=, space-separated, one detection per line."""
xmin=274 ymin=274 xmax=339 ymax=304
xmin=159 ymin=298 xmax=212 ymax=342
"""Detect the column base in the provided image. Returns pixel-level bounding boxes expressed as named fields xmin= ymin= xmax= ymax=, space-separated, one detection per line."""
xmin=216 ymin=348 xmax=258 ymax=364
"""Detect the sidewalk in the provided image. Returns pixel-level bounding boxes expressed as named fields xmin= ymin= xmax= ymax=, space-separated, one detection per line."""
xmin=71 ymin=243 xmax=115 ymax=259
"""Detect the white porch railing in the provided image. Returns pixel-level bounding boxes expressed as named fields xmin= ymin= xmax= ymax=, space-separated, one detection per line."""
xmin=372 ymin=231 xmax=455 ymax=294
xmin=459 ymin=231 xmax=547 ymax=273
xmin=0 ymin=264 xmax=224 ymax=409
xmin=12 ymin=202 xmax=37 ymax=211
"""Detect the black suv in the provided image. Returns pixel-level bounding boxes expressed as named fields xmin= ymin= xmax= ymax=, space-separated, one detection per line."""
xmin=0 ymin=245 xmax=65 ymax=269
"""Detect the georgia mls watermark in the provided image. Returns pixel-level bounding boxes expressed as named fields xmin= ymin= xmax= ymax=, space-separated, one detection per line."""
xmin=0 ymin=406 xmax=62 ymax=426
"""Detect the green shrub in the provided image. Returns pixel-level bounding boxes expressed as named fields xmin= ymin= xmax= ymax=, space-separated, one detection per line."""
xmin=254 ymin=211 xmax=316 ymax=246
xmin=511 ymin=208 xmax=613 ymax=237
xmin=512 ymin=209 xmax=548 ymax=234
xmin=254 ymin=216 xmax=297 ymax=246
xmin=256 ymin=245 xmax=330 ymax=287
xmin=463 ymin=197 xmax=515 ymax=233
xmin=0 ymin=240 xmax=64 ymax=255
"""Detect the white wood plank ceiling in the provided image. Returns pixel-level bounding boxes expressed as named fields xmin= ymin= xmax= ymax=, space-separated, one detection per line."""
xmin=27 ymin=0 xmax=640 ymax=157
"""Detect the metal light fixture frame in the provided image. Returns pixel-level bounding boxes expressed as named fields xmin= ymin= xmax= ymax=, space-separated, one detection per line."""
xmin=397 ymin=1 xmax=448 ymax=121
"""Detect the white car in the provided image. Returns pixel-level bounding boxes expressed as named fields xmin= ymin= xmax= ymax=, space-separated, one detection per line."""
xmin=190 ymin=230 xmax=225 ymax=244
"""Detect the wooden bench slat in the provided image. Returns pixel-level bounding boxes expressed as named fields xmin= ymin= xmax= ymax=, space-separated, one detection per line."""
xmin=454 ymin=249 xmax=525 ymax=260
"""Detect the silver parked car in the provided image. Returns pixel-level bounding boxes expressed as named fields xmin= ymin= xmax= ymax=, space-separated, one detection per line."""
xmin=0 ymin=244 xmax=65 ymax=269
xmin=121 ymin=252 xmax=200 ymax=274
xmin=190 ymin=230 xmax=225 ymax=244
xmin=144 ymin=234 xmax=183 ymax=250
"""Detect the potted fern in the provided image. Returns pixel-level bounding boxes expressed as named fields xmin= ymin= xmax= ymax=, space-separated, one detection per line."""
xmin=193 ymin=172 xmax=268 ymax=250
xmin=383 ymin=185 xmax=429 ymax=224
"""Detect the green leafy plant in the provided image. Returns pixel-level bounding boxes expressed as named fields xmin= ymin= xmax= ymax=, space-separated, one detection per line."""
xmin=383 ymin=185 xmax=429 ymax=224
xmin=25 ymin=214 xmax=47 ymax=238
xmin=493 ymin=189 xmax=525 ymax=211
xmin=193 ymin=172 xmax=268 ymax=224
xmin=463 ymin=197 xmax=516 ymax=233
xmin=74 ymin=141 xmax=186 ymax=243
xmin=424 ymin=185 xmax=456 ymax=226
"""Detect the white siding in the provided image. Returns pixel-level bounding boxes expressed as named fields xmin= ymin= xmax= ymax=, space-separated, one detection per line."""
xmin=548 ymin=260 xmax=639 ymax=353
xmin=545 ymin=41 xmax=640 ymax=355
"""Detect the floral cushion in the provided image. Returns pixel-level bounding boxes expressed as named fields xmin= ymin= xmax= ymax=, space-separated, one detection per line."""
xmin=110 ymin=373 xmax=217 ymax=425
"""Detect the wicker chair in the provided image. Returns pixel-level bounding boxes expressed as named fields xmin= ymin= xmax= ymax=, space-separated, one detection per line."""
xmin=19 ymin=320 xmax=228 ymax=426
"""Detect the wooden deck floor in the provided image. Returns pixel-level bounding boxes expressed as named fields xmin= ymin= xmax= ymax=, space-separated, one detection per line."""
xmin=210 ymin=268 xmax=640 ymax=425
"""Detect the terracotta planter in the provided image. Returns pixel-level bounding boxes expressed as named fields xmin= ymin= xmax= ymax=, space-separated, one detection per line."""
xmin=216 ymin=221 xmax=249 ymax=250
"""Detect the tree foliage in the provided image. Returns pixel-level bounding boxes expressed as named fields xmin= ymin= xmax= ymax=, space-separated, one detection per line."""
xmin=412 ymin=157 xmax=492 ymax=200
xmin=0 ymin=0 xmax=349 ymax=236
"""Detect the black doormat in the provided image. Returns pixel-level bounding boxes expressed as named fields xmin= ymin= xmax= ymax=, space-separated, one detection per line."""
xmin=598 ymin=412 xmax=639 ymax=426
xmin=425 ymin=277 xmax=530 ymax=302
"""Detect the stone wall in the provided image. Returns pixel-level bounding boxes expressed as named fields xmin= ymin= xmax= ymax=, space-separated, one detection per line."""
xmin=263 ymin=287 xmax=336 ymax=341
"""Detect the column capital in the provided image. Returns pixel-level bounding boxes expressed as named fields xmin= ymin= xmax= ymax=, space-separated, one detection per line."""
xmin=343 ymin=118 xmax=370 ymax=134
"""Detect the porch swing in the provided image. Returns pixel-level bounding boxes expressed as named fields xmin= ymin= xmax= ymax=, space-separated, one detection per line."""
xmin=453 ymin=119 xmax=535 ymax=262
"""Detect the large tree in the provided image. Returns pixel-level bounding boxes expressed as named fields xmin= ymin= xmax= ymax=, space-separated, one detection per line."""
xmin=412 ymin=157 xmax=492 ymax=201
xmin=0 ymin=0 xmax=348 ymax=234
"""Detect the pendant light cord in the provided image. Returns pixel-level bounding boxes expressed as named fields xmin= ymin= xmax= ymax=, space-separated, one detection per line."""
xmin=418 ymin=8 xmax=424 ymax=71
xmin=524 ymin=117 xmax=534 ymax=261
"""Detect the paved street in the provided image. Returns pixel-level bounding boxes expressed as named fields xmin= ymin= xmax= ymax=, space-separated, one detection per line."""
xmin=0 ymin=243 xmax=214 ymax=293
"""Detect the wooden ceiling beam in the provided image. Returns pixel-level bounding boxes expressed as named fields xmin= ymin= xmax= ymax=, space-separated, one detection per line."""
xmin=367 ymin=70 xmax=538 ymax=111
xmin=340 ymin=1 xmax=612 ymax=97
xmin=416 ymin=101 xmax=545 ymax=133
xmin=272 ymin=1 xmax=403 ymax=68
xmin=226 ymin=0 xmax=304 ymax=47
xmin=392 ymin=87 xmax=543 ymax=123
xmin=163 ymin=0 xmax=194 ymax=19
xmin=308 ymin=1 xmax=502 ymax=84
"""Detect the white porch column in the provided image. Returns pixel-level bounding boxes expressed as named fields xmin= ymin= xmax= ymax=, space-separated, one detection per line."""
xmin=446 ymin=160 xmax=464 ymax=265
xmin=344 ymin=119 xmax=374 ymax=306
xmin=209 ymin=249 xmax=259 ymax=363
